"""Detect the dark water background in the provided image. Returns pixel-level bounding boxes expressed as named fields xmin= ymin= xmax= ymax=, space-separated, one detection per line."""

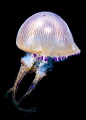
xmin=0 ymin=1 xmax=86 ymax=120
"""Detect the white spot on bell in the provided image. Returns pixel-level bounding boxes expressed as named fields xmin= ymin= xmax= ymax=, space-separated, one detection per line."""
xmin=35 ymin=19 xmax=43 ymax=28
xmin=44 ymin=27 xmax=52 ymax=34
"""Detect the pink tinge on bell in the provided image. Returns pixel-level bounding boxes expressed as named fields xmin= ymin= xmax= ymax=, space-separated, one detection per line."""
xmin=16 ymin=11 xmax=80 ymax=61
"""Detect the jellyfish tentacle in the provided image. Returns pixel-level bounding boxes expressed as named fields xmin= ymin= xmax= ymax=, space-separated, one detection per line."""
xmin=5 ymin=87 xmax=14 ymax=98
xmin=17 ymin=106 xmax=37 ymax=113
xmin=18 ymin=82 xmax=37 ymax=104
xmin=5 ymin=65 xmax=27 ymax=100
xmin=29 ymin=63 xmax=37 ymax=73
xmin=12 ymin=61 xmax=33 ymax=105
xmin=18 ymin=70 xmax=46 ymax=104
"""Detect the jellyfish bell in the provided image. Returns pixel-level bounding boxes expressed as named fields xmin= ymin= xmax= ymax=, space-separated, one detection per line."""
xmin=7 ymin=11 xmax=81 ymax=112
xmin=16 ymin=11 xmax=80 ymax=58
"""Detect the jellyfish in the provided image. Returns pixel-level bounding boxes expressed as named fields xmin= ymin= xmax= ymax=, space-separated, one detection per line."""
xmin=6 ymin=11 xmax=81 ymax=112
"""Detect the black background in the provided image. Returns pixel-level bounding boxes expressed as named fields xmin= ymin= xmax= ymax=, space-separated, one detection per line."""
xmin=1 ymin=1 xmax=86 ymax=120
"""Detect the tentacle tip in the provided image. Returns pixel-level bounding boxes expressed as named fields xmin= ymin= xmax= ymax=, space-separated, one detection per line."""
xmin=28 ymin=108 xmax=37 ymax=113
xmin=4 ymin=87 xmax=13 ymax=99
xmin=17 ymin=106 xmax=37 ymax=113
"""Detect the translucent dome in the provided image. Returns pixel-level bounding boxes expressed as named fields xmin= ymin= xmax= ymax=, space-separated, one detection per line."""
xmin=16 ymin=12 xmax=80 ymax=57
